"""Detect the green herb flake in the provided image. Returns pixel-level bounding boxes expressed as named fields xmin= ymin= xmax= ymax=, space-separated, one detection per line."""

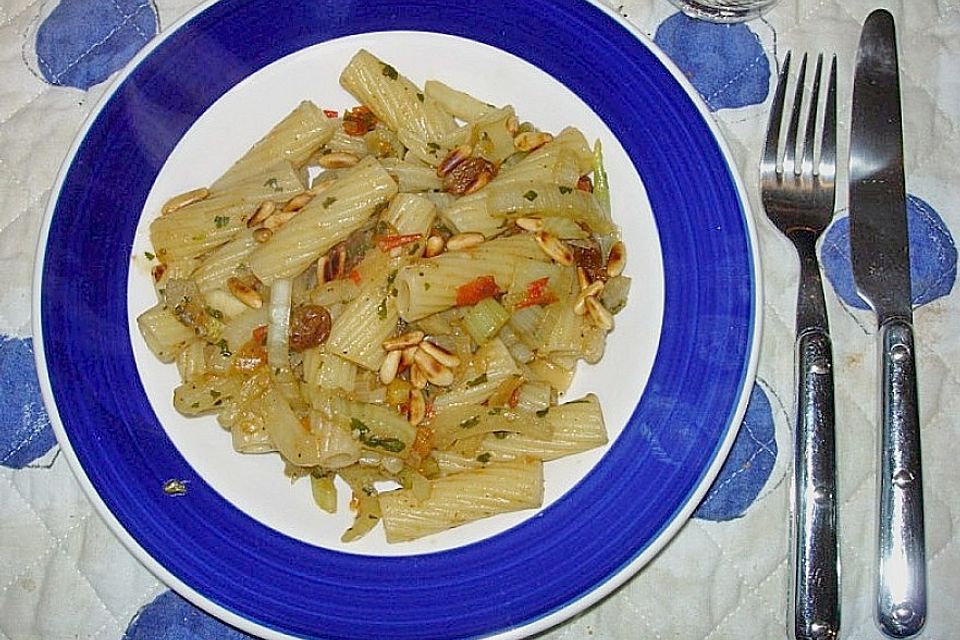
xmin=144 ymin=251 xmax=155 ymax=261
xmin=205 ymin=306 xmax=224 ymax=320
xmin=386 ymin=269 xmax=398 ymax=287
xmin=523 ymin=190 xmax=539 ymax=202
xmin=558 ymin=186 xmax=573 ymax=194
xmin=416 ymin=92 xmax=424 ymax=102
xmin=493 ymin=430 xmax=509 ymax=440
xmin=426 ymin=142 xmax=441 ymax=151
xmin=216 ymin=338 xmax=232 ymax=357
xmin=322 ymin=196 xmax=337 ymax=209
xmin=264 ymin=177 xmax=281 ymax=192
xmin=424 ymin=282 xmax=431 ymax=291
xmin=407 ymin=242 xmax=420 ymax=256
xmin=476 ymin=453 xmax=492 ymax=464
xmin=351 ymin=418 xmax=370 ymax=438
xmin=214 ymin=215 xmax=230 ymax=229
xmin=459 ymin=415 xmax=481 ymax=429
xmin=377 ymin=298 xmax=388 ymax=320
xmin=381 ymin=64 xmax=399 ymax=80
xmin=535 ymin=408 xmax=550 ymax=417
xmin=209 ymin=389 xmax=222 ymax=399
xmin=466 ymin=373 xmax=488 ymax=387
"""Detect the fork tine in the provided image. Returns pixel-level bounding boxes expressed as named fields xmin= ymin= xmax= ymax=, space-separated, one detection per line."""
xmin=819 ymin=55 xmax=838 ymax=182
xmin=784 ymin=53 xmax=808 ymax=175
xmin=762 ymin=50 xmax=792 ymax=172
xmin=801 ymin=54 xmax=824 ymax=176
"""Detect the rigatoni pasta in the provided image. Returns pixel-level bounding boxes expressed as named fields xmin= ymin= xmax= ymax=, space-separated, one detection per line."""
xmin=138 ymin=50 xmax=630 ymax=543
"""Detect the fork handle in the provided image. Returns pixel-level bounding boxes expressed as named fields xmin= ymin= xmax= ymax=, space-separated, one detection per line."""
xmin=792 ymin=328 xmax=840 ymax=640
xmin=877 ymin=319 xmax=926 ymax=638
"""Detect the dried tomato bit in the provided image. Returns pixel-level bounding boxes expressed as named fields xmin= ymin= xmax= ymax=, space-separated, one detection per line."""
xmin=232 ymin=337 xmax=268 ymax=372
xmin=342 ymin=105 xmax=379 ymax=136
xmin=456 ymin=275 xmax=502 ymax=306
xmin=252 ymin=324 xmax=269 ymax=345
xmin=514 ymin=276 xmax=557 ymax=309
xmin=576 ymin=175 xmax=594 ymax=192
xmin=348 ymin=268 xmax=362 ymax=285
xmin=322 ymin=109 xmax=339 ymax=118
xmin=377 ymin=233 xmax=422 ymax=253
xmin=570 ymin=241 xmax=608 ymax=283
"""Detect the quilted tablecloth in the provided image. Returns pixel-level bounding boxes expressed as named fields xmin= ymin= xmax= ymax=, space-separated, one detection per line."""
xmin=1 ymin=0 xmax=957 ymax=638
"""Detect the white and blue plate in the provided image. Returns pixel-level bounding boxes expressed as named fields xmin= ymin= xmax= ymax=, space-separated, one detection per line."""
xmin=34 ymin=1 xmax=761 ymax=638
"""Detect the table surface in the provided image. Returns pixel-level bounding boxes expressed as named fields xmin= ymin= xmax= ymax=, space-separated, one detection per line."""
xmin=1 ymin=1 xmax=957 ymax=638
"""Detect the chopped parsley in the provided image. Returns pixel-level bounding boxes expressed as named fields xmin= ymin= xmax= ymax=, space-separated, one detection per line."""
xmin=377 ymin=298 xmax=388 ymax=320
xmin=535 ymin=408 xmax=550 ymax=417
xmin=558 ymin=185 xmax=573 ymax=194
xmin=466 ymin=373 xmax=488 ymax=387
xmin=214 ymin=215 xmax=230 ymax=229
xmin=523 ymin=190 xmax=539 ymax=202
xmin=381 ymin=63 xmax=399 ymax=80
xmin=416 ymin=92 xmax=424 ymax=102
xmin=476 ymin=453 xmax=492 ymax=463
xmin=322 ymin=196 xmax=337 ymax=209
xmin=144 ymin=251 xmax=155 ymax=261
xmin=350 ymin=418 xmax=405 ymax=453
xmin=264 ymin=177 xmax=281 ymax=192
xmin=216 ymin=338 xmax=232 ymax=357
xmin=459 ymin=415 xmax=481 ymax=429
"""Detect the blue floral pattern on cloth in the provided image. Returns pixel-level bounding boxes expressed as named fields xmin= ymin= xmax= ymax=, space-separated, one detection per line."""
xmin=653 ymin=13 xmax=769 ymax=111
xmin=695 ymin=383 xmax=777 ymax=521
xmin=124 ymin=591 xmax=254 ymax=640
xmin=0 ymin=336 xmax=56 ymax=469
xmin=35 ymin=0 xmax=158 ymax=90
xmin=822 ymin=194 xmax=957 ymax=310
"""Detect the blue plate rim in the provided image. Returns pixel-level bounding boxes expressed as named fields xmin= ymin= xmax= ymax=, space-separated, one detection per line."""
xmin=32 ymin=1 xmax=763 ymax=638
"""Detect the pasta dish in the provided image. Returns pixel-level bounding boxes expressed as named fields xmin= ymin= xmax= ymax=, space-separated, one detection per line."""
xmin=137 ymin=50 xmax=630 ymax=543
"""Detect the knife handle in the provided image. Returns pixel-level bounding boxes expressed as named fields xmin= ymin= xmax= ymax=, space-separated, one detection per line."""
xmin=792 ymin=328 xmax=840 ymax=640
xmin=877 ymin=318 xmax=926 ymax=638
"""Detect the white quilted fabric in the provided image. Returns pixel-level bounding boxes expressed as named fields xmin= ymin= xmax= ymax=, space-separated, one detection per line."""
xmin=1 ymin=1 xmax=957 ymax=638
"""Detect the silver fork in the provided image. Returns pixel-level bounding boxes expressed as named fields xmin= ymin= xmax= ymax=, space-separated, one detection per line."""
xmin=760 ymin=51 xmax=840 ymax=640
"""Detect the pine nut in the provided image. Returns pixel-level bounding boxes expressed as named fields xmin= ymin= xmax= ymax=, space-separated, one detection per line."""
xmin=445 ymin=232 xmax=485 ymax=251
xmin=574 ymin=280 xmax=605 ymax=316
xmin=401 ymin=345 xmax=419 ymax=368
xmin=606 ymin=240 xmax=626 ymax=277
xmin=408 ymin=388 xmax=426 ymax=426
xmin=585 ymin=296 xmax=614 ymax=331
xmin=515 ymin=217 xmax=544 ymax=232
xmin=253 ymin=227 xmax=273 ymax=243
xmin=413 ymin=348 xmax=455 ymax=387
xmin=419 ymin=340 xmax=461 ymax=368
xmin=382 ymin=330 xmax=426 ymax=352
xmin=576 ymin=266 xmax=591 ymax=291
xmin=247 ymin=200 xmax=276 ymax=228
xmin=534 ymin=231 xmax=574 ymax=266
xmin=162 ymin=187 xmax=210 ymax=215
xmin=410 ymin=363 xmax=428 ymax=389
xmin=283 ymin=192 xmax=314 ymax=212
xmin=513 ymin=131 xmax=554 ymax=152
xmin=425 ymin=234 xmax=445 ymax=258
xmin=227 ymin=277 xmax=263 ymax=309
xmin=262 ymin=208 xmax=300 ymax=231
xmin=317 ymin=151 xmax=360 ymax=169
xmin=379 ymin=349 xmax=402 ymax=385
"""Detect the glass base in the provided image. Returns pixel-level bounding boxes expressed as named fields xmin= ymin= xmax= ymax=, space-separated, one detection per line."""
xmin=666 ymin=0 xmax=780 ymax=23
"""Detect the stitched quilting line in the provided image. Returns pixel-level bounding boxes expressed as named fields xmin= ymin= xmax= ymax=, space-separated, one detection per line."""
xmin=0 ymin=470 xmax=121 ymax=636
xmin=36 ymin=0 xmax=154 ymax=86
xmin=0 ymin=413 xmax=50 ymax=466
xmin=705 ymin=52 xmax=768 ymax=110
xmin=698 ymin=421 xmax=776 ymax=503
xmin=111 ymin=0 xmax=157 ymax=42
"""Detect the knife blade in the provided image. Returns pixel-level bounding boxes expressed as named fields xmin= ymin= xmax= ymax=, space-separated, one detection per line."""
xmin=849 ymin=9 xmax=926 ymax=638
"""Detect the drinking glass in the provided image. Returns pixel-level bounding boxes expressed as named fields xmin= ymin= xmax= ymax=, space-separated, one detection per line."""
xmin=666 ymin=0 xmax=780 ymax=22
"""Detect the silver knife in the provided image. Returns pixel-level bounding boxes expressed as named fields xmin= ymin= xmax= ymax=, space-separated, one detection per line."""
xmin=849 ymin=9 xmax=926 ymax=638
